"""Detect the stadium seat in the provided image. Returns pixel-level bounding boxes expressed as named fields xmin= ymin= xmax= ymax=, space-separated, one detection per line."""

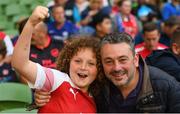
xmin=0 ymin=0 xmax=11 ymax=6
xmin=5 ymin=4 xmax=22 ymax=17
xmin=5 ymin=29 xmax=18 ymax=37
xmin=1 ymin=107 xmax=37 ymax=113
xmin=20 ymin=0 xmax=35 ymax=6
xmin=0 ymin=21 xmax=9 ymax=30
xmin=0 ymin=82 xmax=32 ymax=111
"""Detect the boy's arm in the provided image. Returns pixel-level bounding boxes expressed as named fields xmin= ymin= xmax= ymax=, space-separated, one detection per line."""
xmin=12 ymin=6 xmax=49 ymax=85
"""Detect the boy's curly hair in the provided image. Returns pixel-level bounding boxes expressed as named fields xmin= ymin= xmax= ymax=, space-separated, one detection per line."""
xmin=56 ymin=35 xmax=104 ymax=96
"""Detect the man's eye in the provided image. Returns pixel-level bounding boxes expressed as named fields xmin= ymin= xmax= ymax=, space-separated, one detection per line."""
xmin=119 ymin=59 xmax=128 ymax=63
xmin=105 ymin=61 xmax=112 ymax=64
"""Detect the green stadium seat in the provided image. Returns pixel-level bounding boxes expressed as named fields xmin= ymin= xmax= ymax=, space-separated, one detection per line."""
xmin=5 ymin=29 xmax=18 ymax=37
xmin=0 ymin=82 xmax=32 ymax=111
xmin=19 ymin=0 xmax=35 ymax=6
xmin=5 ymin=4 xmax=22 ymax=17
xmin=0 ymin=21 xmax=9 ymax=30
xmin=0 ymin=0 xmax=11 ymax=6
xmin=12 ymin=14 xmax=29 ymax=23
xmin=1 ymin=107 xmax=37 ymax=113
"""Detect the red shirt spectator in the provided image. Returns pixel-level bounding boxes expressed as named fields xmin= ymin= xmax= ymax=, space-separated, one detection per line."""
xmin=135 ymin=42 xmax=168 ymax=58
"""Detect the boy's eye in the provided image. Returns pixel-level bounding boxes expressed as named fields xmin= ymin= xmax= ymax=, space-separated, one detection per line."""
xmin=88 ymin=62 xmax=96 ymax=66
xmin=74 ymin=60 xmax=81 ymax=63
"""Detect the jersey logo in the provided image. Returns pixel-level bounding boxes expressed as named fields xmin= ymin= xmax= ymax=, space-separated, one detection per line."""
xmin=69 ymin=88 xmax=78 ymax=100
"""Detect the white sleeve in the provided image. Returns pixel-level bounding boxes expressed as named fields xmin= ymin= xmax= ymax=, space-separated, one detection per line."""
xmin=3 ymin=35 xmax=14 ymax=55
xmin=28 ymin=63 xmax=72 ymax=92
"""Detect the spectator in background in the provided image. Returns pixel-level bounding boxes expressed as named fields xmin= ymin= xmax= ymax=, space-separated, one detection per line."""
xmin=146 ymin=27 xmax=180 ymax=81
xmin=0 ymin=39 xmax=18 ymax=83
xmin=81 ymin=0 xmax=111 ymax=26
xmin=137 ymin=0 xmax=162 ymax=24
xmin=48 ymin=5 xmax=79 ymax=42
xmin=135 ymin=22 xmax=167 ymax=58
xmin=117 ymin=0 xmax=139 ymax=38
xmin=0 ymin=32 xmax=14 ymax=63
xmin=161 ymin=0 xmax=180 ymax=21
xmin=31 ymin=22 xmax=64 ymax=69
xmin=46 ymin=0 xmax=68 ymax=23
xmin=91 ymin=12 xmax=112 ymax=39
xmin=64 ymin=0 xmax=89 ymax=26
xmin=79 ymin=0 xmax=111 ymax=35
xmin=160 ymin=16 xmax=180 ymax=47
xmin=111 ymin=0 xmax=120 ymax=14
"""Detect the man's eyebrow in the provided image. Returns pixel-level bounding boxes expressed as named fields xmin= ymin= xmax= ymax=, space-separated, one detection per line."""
xmin=104 ymin=56 xmax=128 ymax=60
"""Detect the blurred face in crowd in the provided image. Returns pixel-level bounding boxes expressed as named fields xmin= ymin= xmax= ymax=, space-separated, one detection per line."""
xmin=52 ymin=6 xmax=65 ymax=24
xmin=76 ymin=0 xmax=85 ymax=4
xmin=90 ymin=0 xmax=103 ymax=10
xmin=54 ymin=0 xmax=67 ymax=6
xmin=119 ymin=0 xmax=132 ymax=15
xmin=97 ymin=18 xmax=112 ymax=36
xmin=163 ymin=25 xmax=179 ymax=37
xmin=32 ymin=22 xmax=47 ymax=46
xmin=69 ymin=48 xmax=97 ymax=92
xmin=101 ymin=42 xmax=139 ymax=88
xmin=143 ymin=29 xmax=160 ymax=50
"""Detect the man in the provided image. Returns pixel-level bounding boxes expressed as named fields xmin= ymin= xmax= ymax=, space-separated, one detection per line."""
xmin=34 ymin=32 xmax=180 ymax=112
xmin=135 ymin=22 xmax=167 ymax=58
xmin=47 ymin=5 xmax=79 ymax=42
xmin=31 ymin=22 xmax=64 ymax=68
xmin=146 ymin=28 xmax=180 ymax=81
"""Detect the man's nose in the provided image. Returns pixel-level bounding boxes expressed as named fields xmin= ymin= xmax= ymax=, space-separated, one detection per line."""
xmin=112 ymin=61 xmax=122 ymax=70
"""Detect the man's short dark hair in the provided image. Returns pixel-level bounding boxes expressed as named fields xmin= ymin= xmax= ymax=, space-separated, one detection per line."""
xmin=100 ymin=32 xmax=135 ymax=56
xmin=142 ymin=22 xmax=159 ymax=34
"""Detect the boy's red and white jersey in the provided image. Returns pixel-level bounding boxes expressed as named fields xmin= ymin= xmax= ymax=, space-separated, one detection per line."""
xmin=29 ymin=63 xmax=96 ymax=113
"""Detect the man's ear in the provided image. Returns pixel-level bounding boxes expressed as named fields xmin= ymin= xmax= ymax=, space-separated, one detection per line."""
xmin=134 ymin=53 xmax=139 ymax=67
xmin=172 ymin=43 xmax=179 ymax=55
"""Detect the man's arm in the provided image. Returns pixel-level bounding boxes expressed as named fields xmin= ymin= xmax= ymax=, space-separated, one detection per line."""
xmin=34 ymin=89 xmax=51 ymax=107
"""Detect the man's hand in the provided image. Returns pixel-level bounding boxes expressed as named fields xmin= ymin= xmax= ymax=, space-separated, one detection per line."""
xmin=34 ymin=89 xmax=51 ymax=107
xmin=28 ymin=6 xmax=49 ymax=27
